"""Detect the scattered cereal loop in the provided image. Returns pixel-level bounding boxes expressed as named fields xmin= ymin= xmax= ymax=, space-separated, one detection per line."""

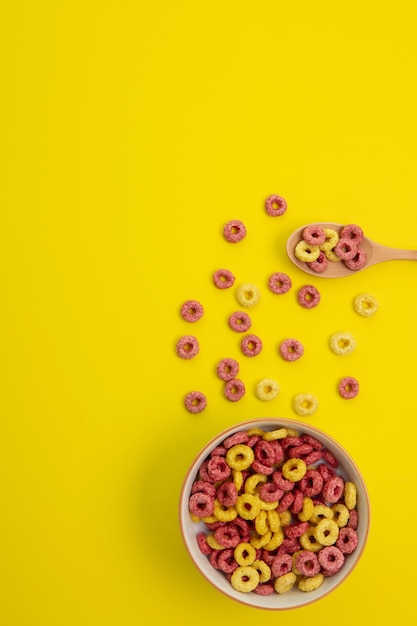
xmin=240 ymin=333 xmax=263 ymax=357
xmin=236 ymin=283 xmax=261 ymax=308
xmin=256 ymin=378 xmax=280 ymax=401
xmin=338 ymin=376 xmax=359 ymax=399
xmin=184 ymin=391 xmax=207 ymax=413
xmin=293 ymin=393 xmax=318 ymax=417
xmin=228 ymin=311 xmax=252 ymax=332
xmin=264 ymin=194 xmax=287 ymax=217
xmin=180 ymin=299 xmax=204 ymax=322
xmin=213 ymin=268 xmax=235 ymax=289
xmin=176 ymin=335 xmax=200 ymax=359
xmin=297 ymin=285 xmax=321 ymax=309
xmin=329 ymin=332 xmax=356 ymax=356
xmin=279 ymin=338 xmax=304 ymax=362
xmin=216 ymin=358 xmax=240 ymax=381
xmin=353 ymin=293 xmax=378 ymax=317
xmin=268 ymin=272 xmax=292 ymax=295
xmin=224 ymin=378 xmax=246 ymax=402
xmin=223 ymin=219 xmax=247 ymax=243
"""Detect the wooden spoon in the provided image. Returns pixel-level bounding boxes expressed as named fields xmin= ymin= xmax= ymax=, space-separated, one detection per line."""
xmin=286 ymin=222 xmax=417 ymax=278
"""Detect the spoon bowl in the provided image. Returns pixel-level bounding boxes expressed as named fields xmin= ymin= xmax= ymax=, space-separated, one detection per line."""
xmin=286 ymin=222 xmax=417 ymax=278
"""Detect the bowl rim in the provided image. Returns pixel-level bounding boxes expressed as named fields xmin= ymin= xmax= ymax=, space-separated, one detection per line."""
xmin=179 ymin=417 xmax=371 ymax=610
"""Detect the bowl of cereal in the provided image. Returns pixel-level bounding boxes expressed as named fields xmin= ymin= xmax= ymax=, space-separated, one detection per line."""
xmin=179 ymin=418 xmax=370 ymax=609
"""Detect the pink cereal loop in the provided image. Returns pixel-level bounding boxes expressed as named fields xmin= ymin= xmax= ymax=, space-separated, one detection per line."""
xmin=334 ymin=238 xmax=358 ymax=261
xmin=224 ymin=378 xmax=246 ymax=402
xmin=297 ymin=285 xmax=321 ymax=309
xmin=302 ymin=225 xmax=326 ymax=246
xmin=240 ymin=333 xmax=263 ymax=357
xmin=279 ymin=338 xmax=304 ymax=362
xmin=228 ymin=311 xmax=252 ymax=332
xmin=268 ymin=272 xmax=292 ymax=295
xmin=213 ymin=268 xmax=235 ymax=289
xmin=216 ymin=358 xmax=240 ymax=381
xmin=344 ymin=248 xmax=367 ymax=271
xmin=338 ymin=376 xmax=360 ymax=399
xmin=176 ymin=335 xmax=200 ymax=359
xmin=184 ymin=390 xmax=207 ymax=413
xmin=340 ymin=223 xmax=364 ymax=243
xmin=180 ymin=299 xmax=204 ymax=322
xmin=307 ymin=251 xmax=328 ymax=273
xmin=223 ymin=219 xmax=247 ymax=243
xmin=223 ymin=431 xmax=249 ymax=449
xmin=265 ymin=194 xmax=287 ymax=216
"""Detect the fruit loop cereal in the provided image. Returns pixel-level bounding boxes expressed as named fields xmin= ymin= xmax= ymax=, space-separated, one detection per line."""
xmin=240 ymin=334 xmax=263 ymax=357
xmin=329 ymin=332 xmax=356 ymax=356
xmin=224 ymin=378 xmax=246 ymax=402
xmin=338 ymin=376 xmax=359 ymax=399
xmin=216 ymin=358 xmax=240 ymax=381
xmin=293 ymin=393 xmax=319 ymax=416
xmin=213 ymin=268 xmax=235 ymax=289
xmin=236 ymin=283 xmax=261 ymax=308
xmin=188 ymin=425 xmax=361 ymax=596
xmin=297 ymin=285 xmax=321 ymax=309
xmin=180 ymin=299 xmax=204 ymax=322
xmin=344 ymin=248 xmax=367 ymax=271
xmin=176 ymin=335 xmax=200 ymax=359
xmin=307 ymin=251 xmax=328 ymax=273
xmin=303 ymin=225 xmax=326 ymax=246
xmin=228 ymin=311 xmax=252 ymax=332
xmin=268 ymin=272 xmax=292 ymax=295
xmin=184 ymin=391 xmax=207 ymax=413
xmin=264 ymin=194 xmax=287 ymax=217
xmin=340 ymin=223 xmax=364 ymax=243
xmin=256 ymin=378 xmax=280 ymax=401
xmin=353 ymin=293 xmax=378 ymax=317
xmin=223 ymin=219 xmax=247 ymax=243
xmin=295 ymin=240 xmax=320 ymax=263
xmin=279 ymin=338 xmax=304 ymax=362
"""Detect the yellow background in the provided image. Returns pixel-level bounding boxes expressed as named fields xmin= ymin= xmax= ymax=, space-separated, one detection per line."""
xmin=1 ymin=1 xmax=417 ymax=624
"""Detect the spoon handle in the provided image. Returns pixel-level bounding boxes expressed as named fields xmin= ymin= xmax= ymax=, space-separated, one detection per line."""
xmin=374 ymin=244 xmax=417 ymax=263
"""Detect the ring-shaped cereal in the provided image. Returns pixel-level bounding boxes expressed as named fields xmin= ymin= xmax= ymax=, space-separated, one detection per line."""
xmin=319 ymin=228 xmax=339 ymax=251
xmin=279 ymin=338 xmax=304 ymax=362
xmin=236 ymin=283 xmax=261 ymax=308
xmin=214 ymin=525 xmax=241 ymax=548
xmin=314 ymin=518 xmax=339 ymax=546
xmin=216 ymin=481 xmax=238 ymax=508
xmin=188 ymin=492 xmax=215 ymax=518
xmin=271 ymin=553 xmax=293 ymax=577
xmin=263 ymin=529 xmax=284 ymax=551
xmin=252 ymin=559 xmax=271 ymax=583
xmin=295 ymin=240 xmax=321 ymax=262
xmin=244 ymin=473 xmax=268 ymax=494
xmin=353 ymin=293 xmax=378 ymax=317
xmin=334 ymin=238 xmax=358 ymax=261
xmin=184 ymin=391 xmax=207 ymax=413
xmin=303 ymin=225 xmax=326 ymax=246
xmin=226 ymin=444 xmax=255 ymax=471
xmin=206 ymin=533 xmax=227 ymax=551
xmin=318 ymin=545 xmax=345 ymax=573
xmin=228 ymin=311 xmax=252 ymax=332
xmin=338 ymin=376 xmax=359 ymax=399
xmin=274 ymin=572 xmax=297 ymax=594
xmin=230 ymin=566 xmax=260 ymax=592
xmin=254 ymin=509 xmax=269 ymax=536
xmin=307 ymin=250 xmax=328 ymax=273
xmin=309 ymin=504 xmax=334 ymax=526
xmin=336 ymin=526 xmax=359 ymax=554
xmin=240 ymin=333 xmax=263 ymax=357
xmin=176 ymin=335 xmax=200 ymax=359
xmin=297 ymin=284 xmax=321 ymax=309
xmin=235 ymin=493 xmax=260 ymax=520
xmin=218 ymin=549 xmax=239 ymax=574
xmin=268 ymin=272 xmax=292 ymax=295
xmin=234 ymin=542 xmax=257 ymax=566
xmin=292 ymin=393 xmax=319 ymax=417
xmin=223 ymin=219 xmax=247 ymax=243
xmin=213 ymin=499 xmax=238 ymax=522
xmin=344 ymin=247 xmax=367 ymax=271
xmin=213 ymin=268 xmax=235 ymax=289
xmin=298 ymin=496 xmax=314 ymax=522
xmin=294 ymin=550 xmax=320 ymax=577
xmin=282 ymin=458 xmax=307 ymax=482
xmin=180 ymin=299 xmax=204 ymax=322
xmin=344 ymin=481 xmax=357 ymax=510
xmin=331 ymin=503 xmax=350 ymax=527
xmin=329 ymin=331 xmax=356 ymax=356
xmin=340 ymin=223 xmax=364 ymax=244
xmin=250 ymin=530 xmax=272 ymax=549
xmin=262 ymin=427 xmax=288 ymax=441
xmin=264 ymin=194 xmax=287 ymax=216
xmin=267 ymin=509 xmax=281 ymax=533
xmin=232 ymin=469 xmax=244 ymax=492
xmin=299 ymin=527 xmax=323 ymax=553
xmin=216 ymin=357 xmax=239 ymax=381
xmin=324 ymin=247 xmax=342 ymax=262
xmin=224 ymin=378 xmax=246 ymax=402
xmin=298 ymin=573 xmax=324 ymax=592
xmin=255 ymin=378 xmax=280 ymax=401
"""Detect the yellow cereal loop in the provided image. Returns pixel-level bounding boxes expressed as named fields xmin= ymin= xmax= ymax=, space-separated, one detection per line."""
xmin=250 ymin=530 xmax=272 ymax=549
xmin=213 ymin=499 xmax=238 ymax=522
xmin=253 ymin=559 xmax=271 ymax=583
xmin=231 ymin=566 xmax=260 ymax=593
xmin=332 ymin=503 xmax=350 ymax=527
xmin=189 ymin=513 xmax=201 ymax=523
xmin=274 ymin=572 xmax=297 ymax=594
xmin=279 ymin=510 xmax=292 ymax=526
xmin=298 ymin=573 xmax=324 ymax=592
xmin=354 ymin=293 xmax=378 ymax=317
xmin=295 ymin=240 xmax=320 ymax=262
xmin=309 ymin=504 xmax=334 ymax=525
xmin=314 ymin=518 xmax=339 ymax=546
xmin=319 ymin=228 xmax=339 ymax=251
xmin=232 ymin=469 xmax=244 ymax=492
xmin=206 ymin=534 xmax=226 ymax=550
xmin=344 ymin=481 xmax=357 ymax=510
xmin=255 ymin=495 xmax=279 ymax=511
xmin=263 ymin=427 xmax=288 ymax=441
xmin=201 ymin=514 xmax=218 ymax=524
xmin=298 ymin=496 xmax=314 ymax=522
xmin=244 ymin=473 xmax=268 ymax=494
xmin=263 ymin=529 xmax=284 ymax=551
xmin=291 ymin=550 xmax=304 ymax=575
xmin=299 ymin=527 xmax=323 ymax=553
xmin=282 ymin=458 xmax=307 ymax=482
xmin=226 ymin=444 xmax=255 ymax=471
xmin=292 ymin=393 xmax=318 ymax=417
xmin=329 ymin=331 xmax=356 ymax=356
xmin=255 ymin=510 xmax=269 ymax=536
xmin=234 ymin=542 xmax=257 ymax=566
xmin=256 ymin=378 xmax=280 ymax=401
xmin=286 ymin=428 xmax=300 ymax=437
xmin=235 ymin=493 xmax=261 ymax=520
xmin=236 ymin=283 xmax=261 ymax=308
xmin=267 ymin=509 xmax=281 ymax=533
xmin=247 ymin=427 xmax=265 ymax=436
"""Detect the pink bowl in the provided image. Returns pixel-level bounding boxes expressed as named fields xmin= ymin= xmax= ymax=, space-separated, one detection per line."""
xmin=179 ymin=417 xmax=370 ymax=610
